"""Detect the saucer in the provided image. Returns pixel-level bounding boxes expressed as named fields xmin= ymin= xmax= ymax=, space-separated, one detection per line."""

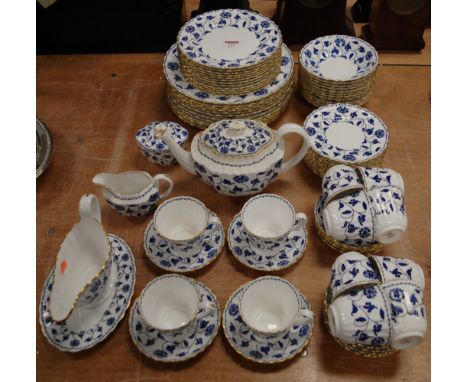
xmin=144 ymin=215 xmax=224 ymax=273
xmin=39 ymin=234 xmax=136 ymax=352
xmin=129 ymin=280 xmax=220 ymax=362
xmin=228 ymin=213 xmax=307 ymax=271
xmin=223 ymin=282 xmax=313 ymax=363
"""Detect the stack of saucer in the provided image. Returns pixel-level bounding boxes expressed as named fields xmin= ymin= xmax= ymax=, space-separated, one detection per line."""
xmin=165 ymin=9 xmax=293 ymax=130
xmin=299 ymin=35 xmax=378 ymax=107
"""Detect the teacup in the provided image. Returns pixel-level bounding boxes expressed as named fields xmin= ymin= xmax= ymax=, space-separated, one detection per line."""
xmin=357 ymin=167 xmax=405 ymax=192
xmin=93 ymin=171 xmax=174 ymax=217
xmin=322 ymin=165 xmax=364 ymax=207
xmin=49 ymin=194 xmax=113 ymax=322
xmin=330 ymin=252 xmax=380 ymax=300
xmin=153 ymin=196 xmax=220 ymax=257
xmin=241 ymin=194 xmax=307 ymax=254
xmin=367 ymin=186 xmax=407 ymax=244
xmin=239 ymin=276 xmax=313 ymax=337
xmin=371 ymin=256 xmax=425 ymax=289
xmin=323 ymin=190 xmax=376 ymax=246
xmin=327 ymin=285 xmax=392 ymax=347
xmin=139 ymin=274 xmax=216 ymax=336
xmin=382 ymin=282 xmax=427 ymax=350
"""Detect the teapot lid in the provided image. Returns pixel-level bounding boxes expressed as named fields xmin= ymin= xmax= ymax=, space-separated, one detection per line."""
xmin=199 ymin=120 xmax=275 ymax=162
xmin=136 ymin=121 xmax=189 ymax=152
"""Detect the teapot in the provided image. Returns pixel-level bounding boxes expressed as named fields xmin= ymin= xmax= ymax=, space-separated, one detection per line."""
xmin=161 ymin=119 xmax=310 ymax=196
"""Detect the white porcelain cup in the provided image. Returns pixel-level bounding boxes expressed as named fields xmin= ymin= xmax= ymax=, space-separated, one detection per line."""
xmin=139 ymin=274 xmax=216 ymax=335
xmin=153 ymin=196 xmax=220 ymax=256
xmin=367 ymin=186 xmax=407 ymax=244
xmin=322 ymin=165 xmax=364 ymax=207
xmin=357 ymin=167 xmax=405 ymax=192
xmin=241 ymin=194 xmax=307 ymax=254
xmin=239 ymin=276 xmax=313 ymax=337
xmin=383 ymin=282 xmax=427 ymax=350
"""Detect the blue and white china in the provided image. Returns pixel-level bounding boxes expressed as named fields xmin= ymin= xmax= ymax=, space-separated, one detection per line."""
xmin=129 ymin=278 xmax=220 ymax=362
xmin=367 ymin=186 xmax=407 ymax=244
xmin=328 ymin=285 xmax=392 ymax=347
xmin=49 ymin=194 xmax=112 ymax=322
xmin=330 ymin=252 xmax=380 ymax=301
xmin=164 ymin=43 xmax=293 ymax=104
xmin=144 ymin=213 xmax=224 ymax=273
xmin=152 ymin=196 xmax=222 ymax=258
xmin=323 ymin=190 xmax=377 ymax=247
xmin=223 ymin=277 xmax=313 ymax=363
xmin=228 ymin=213 xmax=307 ymax=271
xmin=303 ymin=104 xmax=389 ymax=164
xmin=135 ymin=121 xmax=189 ymax=165
xmin=299 ymin=35 xmax=378 ymax=81
xmin=161 ymin=119 xmax=310 ymax=196
xmin=39 ymin=234 xmax=136 ymax=352
xmin=357 ymin=167 xmax=404 ymax=192
xmin=371 ymin=256 xmax=425 ymax=290
xmin=322 ymin=165 xmax=364 ymax=207
xmin=177 ymin=9 xmax=281 ymax=69
xmin=382 ymin=282 xmax=426 ymax=350
xmin=93 ymin=171 xmax=173 ymax=217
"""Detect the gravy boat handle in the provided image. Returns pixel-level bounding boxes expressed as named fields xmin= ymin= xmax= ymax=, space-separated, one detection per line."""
xmin=152 ymin=174 xmax=174 ymax=200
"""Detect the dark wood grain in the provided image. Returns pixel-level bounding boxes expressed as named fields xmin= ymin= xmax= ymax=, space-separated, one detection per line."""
xmin=37 ymin=53 xmax=430 ymax=381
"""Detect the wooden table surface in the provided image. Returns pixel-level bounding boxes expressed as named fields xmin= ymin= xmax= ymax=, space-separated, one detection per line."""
xmin=36 ymin=40 xmax=431 ymax=382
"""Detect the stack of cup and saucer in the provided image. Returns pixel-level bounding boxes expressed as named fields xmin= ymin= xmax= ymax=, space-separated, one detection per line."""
xmin=39 ymin=195 xmax=136 ymax=352
xmin=129 ymin=274 xmax=220 ymax=362
xmin=228 ymin=194 xmax=308 ymax=271
xmin=144 ymin=196 xmax=225 ymax=272
xmin=223 ymin=276 xmax=314 ymax=363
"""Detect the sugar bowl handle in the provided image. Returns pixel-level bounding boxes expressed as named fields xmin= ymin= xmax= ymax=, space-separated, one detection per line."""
xmin=79 ymin=194 xmax=101 ymax=223
xmin=277 ymin=123 xmax=311 ymax=173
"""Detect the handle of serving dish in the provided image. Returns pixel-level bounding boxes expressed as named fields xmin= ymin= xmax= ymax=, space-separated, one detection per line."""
xmin=276 ymin=123 xmax=311 ymax=173
xmin=79 ymin=194 xmax=101 ymax=223
xmin=153 ymin=174 xmax=174 ymax=200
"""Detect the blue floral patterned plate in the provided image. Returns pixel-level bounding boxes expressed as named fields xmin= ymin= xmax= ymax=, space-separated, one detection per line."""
xmin=164 ymin=43 xmax=293 ymax=104
xmin=39 ymin=234 xmax=136 ymax=352
xmin=228 ymin=213 xmax=307 ymax=271
xmin=223 ymin=282 xmax=313 ymax=363
xmin=129 ymin=280 xmax=220 ymax=362
xmin=143 ymin=214 xmax=224 ymax=273
xmin=304 ymin=104 xmax=388 ymax=163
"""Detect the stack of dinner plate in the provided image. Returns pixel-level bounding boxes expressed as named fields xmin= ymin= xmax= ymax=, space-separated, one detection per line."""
xmin=165 ymin=9 xmax=293 ymax=130
xmin=299 ymin=35 xmax=378 ymax=107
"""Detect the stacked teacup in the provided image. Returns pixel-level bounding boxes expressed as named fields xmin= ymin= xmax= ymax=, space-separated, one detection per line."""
xmin=325 ymin=252 xmax=427 ymax=357
xmin=164 ymin=9 xmax=294 ymax=129
xmin=314 ymin=165 xmax=407 ymax=254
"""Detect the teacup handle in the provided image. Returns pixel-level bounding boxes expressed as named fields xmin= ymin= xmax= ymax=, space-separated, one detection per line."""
xmin=276 ymin=123 xmax=311 ymax=174
xmin=208 ymin=214 xmax=221 ymax=227
xmin=294 ymin=308 xmax=314 ymax=326
xmin=152 ymin=174 xmax=174 ymax=200
xmin=196 ymin=301 xmax=217 ymax=321
xmin=290 ymin=213 xmax=308 ymax=233
xmin=79 ymin=194 xmax=101 ymax=223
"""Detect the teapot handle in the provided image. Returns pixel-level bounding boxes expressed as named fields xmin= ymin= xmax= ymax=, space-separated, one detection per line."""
xmin=276 ymin=123 xmax=311 ymax=174
xmin=79 ymin=194 xmax=101 ymax=223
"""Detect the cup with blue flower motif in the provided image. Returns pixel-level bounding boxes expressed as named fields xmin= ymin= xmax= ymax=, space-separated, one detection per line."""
xmin=153 ymin=196 xmax=220 ymax=257
xmin=330 ymin=252 xmax=381 ymax=301
xmin=240 ymin=194 xmax=307 ymax=255
xmin=382 ymin=282 xmax=427 ymax=350
xmin=139 ymin=274 xmax=216 ymax=337
xmin=239 ymin=276 xmax=314 ymax=337
xmin=327 ymin=285 xmax=392 ymax=347
xmin=322 ymin=190 xmax=375 ymax=246
xmin=371 ymin=256 xmax=425 ymax=289
xmin=322 ymin=165 xmax=364 ymax=207
xmin=357 ymin=167 xmax=405 ymax=192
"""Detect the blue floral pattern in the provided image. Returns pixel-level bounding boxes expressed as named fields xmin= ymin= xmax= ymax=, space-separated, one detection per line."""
xmin=194 ymin=159 xmax=283 ymax=196
xmin=357 ymin=167 xmax=404 ymax=191
xmin=228 ymin=213 xmax=307 ymax=271
xmin=300 ymin=35 xmax=378 ymax=80
xmin=322 ymin=165 xmax=364 ymax=206
xmin=39 ymin=235 xmax=136 ymax=352
xmin=177 ymin=9 xmax=281 ymax=68
xmin=304 ymin=104 xmax=388 ymax=163
xmin=382 ymin=283 xmax=425 ymax=324
xmin=223 ymin=283 xmax=313 ymax=363
xmin=372 ymin=256 xmax=424 ymax=289
xmin=367 ymin=186 xmax=406 ymax=217
xmin=144 ymin=215 xmax=224 ymax=273
xmin=105 ymin=190 xmax=160 ymax=217
xmin=164 ymin=44 xmax=293 ymax=104
xmin=130 ymin=281 xmax=220 ymax=362
xmin=201 ymin=120 xmax=273 ymax=157
xmin=135 ymin=121 xmax=189 ymax=166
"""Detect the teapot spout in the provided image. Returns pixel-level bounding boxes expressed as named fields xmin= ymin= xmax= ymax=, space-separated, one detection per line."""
xmin=161 ymin=128 xmax=197 ymax=175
